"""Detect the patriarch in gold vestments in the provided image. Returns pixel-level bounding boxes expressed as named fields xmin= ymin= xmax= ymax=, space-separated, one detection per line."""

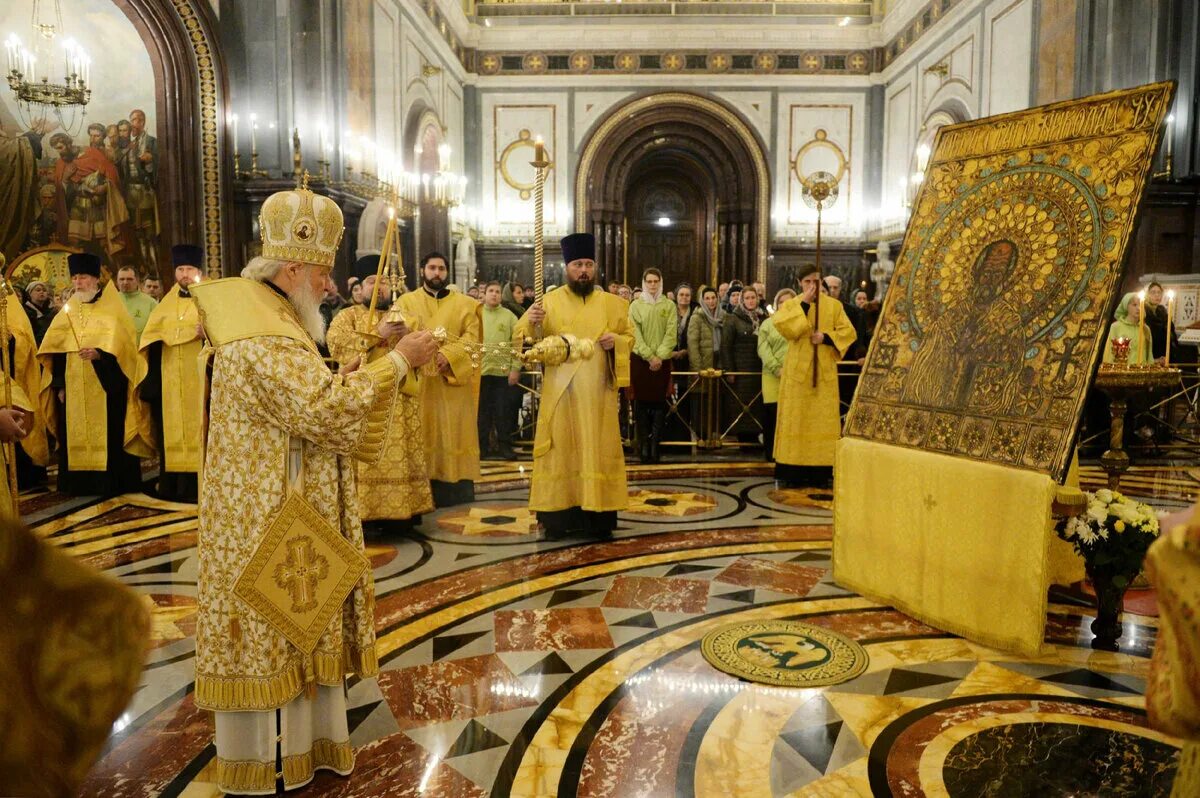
xmin=514 ymin=233 xmax=633 ymax=538
xmin=137 ymin=244 xmax=206 ymax=503
xmin=192 ymin=185 xmax=438 ymax=794
xmin=36 ymin=253 xmax=154 ymax=497
xmin=325 ymin=255 xmax=433 ymax=528
xmin=1147 ymin=507 xmax=1200 ymax=797
xmin=396 ymin=251 xmax=482 ymax=507
xmin=773 ymin=264 xmax=856 ymax=488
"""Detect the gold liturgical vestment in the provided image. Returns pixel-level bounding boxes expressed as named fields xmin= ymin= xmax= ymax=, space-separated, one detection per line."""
xmin=773 ymin=295 xmax=856 ymax=467
xmin=192 ymin=278 xmax=403 ymax=792
xmin=36 ymin=283 xmax=154 ymax=470
xmin=396 ymin=288 xmax=482 ymax=485
xmin=0 ymin=378 xmax=34 ymax=520
xmin=138 ymin=283 xmax=203 ymax=473
xmin=326 ymin=304 xmax=433 ymax=521
xmin=5 ymin=297 xmax=49 ymax=469
xmin=513 ymin=286 xmax=633 ymax=513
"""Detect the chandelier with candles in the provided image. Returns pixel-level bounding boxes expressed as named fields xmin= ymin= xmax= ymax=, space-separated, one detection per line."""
xmin=4 ymin=0 xmax=92 ymax=137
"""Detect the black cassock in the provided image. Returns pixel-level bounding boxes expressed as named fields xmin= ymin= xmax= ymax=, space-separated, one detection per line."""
xmin=139 ymin=342 xmax=198 ymax=503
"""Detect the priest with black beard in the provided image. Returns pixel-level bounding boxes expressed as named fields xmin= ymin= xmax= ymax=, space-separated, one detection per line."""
xmin=37 ymin=253 xmax=154 ymax=496
xmin=514 ymin=233 xmax=634 ymax=537
xmin=395 ymin=252 xmax=482 ymax=507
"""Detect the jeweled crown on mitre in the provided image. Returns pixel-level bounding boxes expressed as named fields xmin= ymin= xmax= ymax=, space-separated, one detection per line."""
xmin=258 ymin=186 xmax=345 ymax=268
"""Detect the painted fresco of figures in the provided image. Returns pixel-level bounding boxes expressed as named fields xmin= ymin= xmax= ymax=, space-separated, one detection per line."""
xmin=49 ymin=131 xmax=131 ymax=260
xmin=116 ymin=109 xmax=159 ymax=273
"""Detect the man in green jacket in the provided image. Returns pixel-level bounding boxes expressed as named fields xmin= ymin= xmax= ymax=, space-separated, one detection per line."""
xmin=628 ymin=268 xmax=677 ymax=463
xmin=479 ymin=280 xmax=520 ymax=459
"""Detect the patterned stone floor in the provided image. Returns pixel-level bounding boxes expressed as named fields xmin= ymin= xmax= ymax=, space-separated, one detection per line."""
xmin=29 ymin=460 xmax=1190 ymax=796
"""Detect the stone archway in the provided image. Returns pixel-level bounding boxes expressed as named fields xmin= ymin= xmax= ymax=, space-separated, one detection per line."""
xmin=575 ymin=92 xmax=770 ymax=286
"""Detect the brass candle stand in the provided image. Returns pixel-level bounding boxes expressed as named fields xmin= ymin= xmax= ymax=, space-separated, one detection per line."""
xmin=530 ymin=137 xmax=551 ymax=341
xmin=1093 ymin=363 xmax=1181 ymax=489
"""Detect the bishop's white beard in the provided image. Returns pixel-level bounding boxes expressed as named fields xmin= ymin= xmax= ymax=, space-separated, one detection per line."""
xmin=288 ymin=279 xmax=327 ymax=344
xmin=72 ymin=288 xmax=98 ymax=303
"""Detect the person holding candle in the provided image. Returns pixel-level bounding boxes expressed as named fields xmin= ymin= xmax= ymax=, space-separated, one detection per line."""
xmin=1103 ymin=292 xmax=1154 ymax=365
xmin=515 ymin=232 xmax=634 ymax=538
xmin=36 ymin=252 xmax=154 ymax=496
xmin=325 ymin=254 xmax=433 ymax=530
xmin=136 ymin=244 xmax=207 ymax=502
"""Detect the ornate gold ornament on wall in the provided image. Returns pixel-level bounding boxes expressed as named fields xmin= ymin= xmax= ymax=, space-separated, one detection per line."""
xmin=499 ymin=128 xmax=553 ymax=200
xmin=792 ymin=128 xmax=847 ymax=187
xmin=924 ymin=61 xmax=949 ymax=79
xmin=421 ymin=61 xmax=443 ymax=78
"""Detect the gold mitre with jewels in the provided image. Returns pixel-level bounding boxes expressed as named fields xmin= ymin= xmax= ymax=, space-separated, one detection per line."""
xmin=259 ymin=185 xmax=345 ymax=268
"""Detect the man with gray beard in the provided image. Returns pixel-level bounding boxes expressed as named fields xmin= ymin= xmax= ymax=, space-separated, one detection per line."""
xmin=36 ymin=252 xmax=154 ymax=496
xmin=189 ymin=185 xmax=437 ymax=793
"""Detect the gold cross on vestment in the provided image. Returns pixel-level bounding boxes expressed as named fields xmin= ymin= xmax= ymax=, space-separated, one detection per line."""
xmin=273 ymin=536 xmax=330 ymax=613
xmin=922 ymin=494 xmax=937 ymax=511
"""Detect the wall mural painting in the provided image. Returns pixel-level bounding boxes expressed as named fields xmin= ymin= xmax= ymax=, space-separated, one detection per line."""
xmin=0 ymin=0 xmax=159 ymax=293
xmin=845 ymin=82 xmax=1174 ymax=481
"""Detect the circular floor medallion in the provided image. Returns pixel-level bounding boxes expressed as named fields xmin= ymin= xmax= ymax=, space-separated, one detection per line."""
xmin=701 ymin=620 xmax=869 ymax=687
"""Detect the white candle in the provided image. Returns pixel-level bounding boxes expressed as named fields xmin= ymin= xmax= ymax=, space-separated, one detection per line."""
xmin=251 ymin=119 xmax=258 ymax=153
xmin=318 ymin=125 xmax=326 ymax=158
xmin=231 ymin=113 xmax=239 ymax=158
xmin=1166 ymin=113 xmax=1175 ymax=160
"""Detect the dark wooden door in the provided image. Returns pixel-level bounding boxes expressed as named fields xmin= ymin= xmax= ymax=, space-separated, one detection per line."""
xmin=626 ymin=176 xmax=707 ymax=289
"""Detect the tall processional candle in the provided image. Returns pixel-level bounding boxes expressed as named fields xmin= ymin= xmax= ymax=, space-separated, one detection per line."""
xmin=1137 ymin=290 xmax=1147 ymax=364
xmin=1166 ymin=289 xmax=1175 ymax=366
xmin=60 ymin=303 xmax=82 ymax=349
xmin=367 ymin=207 xmax=396 ymax=329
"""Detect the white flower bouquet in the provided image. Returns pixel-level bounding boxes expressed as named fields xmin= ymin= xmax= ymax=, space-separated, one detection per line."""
xmin=1056 ymin=488 xmax=1161 ymax=589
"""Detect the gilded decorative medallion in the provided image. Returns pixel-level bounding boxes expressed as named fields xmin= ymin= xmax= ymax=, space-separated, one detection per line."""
xmin=846 ymin=82 xmax=1175 ymax=480
xmin=701 ymin=620 xmax=869 ymax=687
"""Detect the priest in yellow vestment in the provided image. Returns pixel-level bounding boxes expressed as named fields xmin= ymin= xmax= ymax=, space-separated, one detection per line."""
xmin=515 ymin=233 xmax=633 ymax=538
xmin=37 ymin=253 xmax=154 ymax=497
xmin=396 ymin=251 xmax=482 ymax=506
xmin=326 ymin=255 xmax=433 ymax=529
xmin=0 ymin=373 xmax=33 ymax=519
xmin=773 ymin=264 xmax=856 ymax=488
xmin=1 ymin=268 xmax=50 ymax=489
xmin=138 ymin=244 xmax=205 ymax=502
xmin=192 ymin=186 xmax=438 ymax=794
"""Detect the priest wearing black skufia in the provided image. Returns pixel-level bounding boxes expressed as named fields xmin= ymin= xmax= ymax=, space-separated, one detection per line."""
xmin=138 ymin=244 xmax=206 ymax=502
xmin=37 ymin=253 xmax=154 ymax=496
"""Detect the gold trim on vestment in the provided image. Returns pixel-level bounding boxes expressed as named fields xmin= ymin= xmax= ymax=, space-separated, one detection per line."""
xmin=189 ymin=278 xmax=318 ymax=353
xmin=354 ymin=355 xmax=401 ymax=465
xmin=194 ymin=643 xmax=378 ymax=711
xmin=215 ymin=758 xmax=276 ymax=793
xmin=282 ymin=738 xmax=355 ymax=786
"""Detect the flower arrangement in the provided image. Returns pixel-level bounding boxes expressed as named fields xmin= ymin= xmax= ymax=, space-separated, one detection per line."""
xmin=1057 ymin=488 xmax=1161 ymax=585
xmin=1056 ymin=488 xmax=1162 ymax=651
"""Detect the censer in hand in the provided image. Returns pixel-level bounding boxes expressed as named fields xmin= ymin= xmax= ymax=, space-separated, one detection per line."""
xmin=519 ymin=334 xmax=595 ymax=367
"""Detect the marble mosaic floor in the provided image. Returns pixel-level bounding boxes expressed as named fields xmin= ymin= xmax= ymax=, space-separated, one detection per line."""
xmin=27 ymin=460 xmax=1188 ymax=796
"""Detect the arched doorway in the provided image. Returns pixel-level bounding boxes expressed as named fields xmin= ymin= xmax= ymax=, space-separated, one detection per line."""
xmin=575 ymin=92 xmax=770 ymax=288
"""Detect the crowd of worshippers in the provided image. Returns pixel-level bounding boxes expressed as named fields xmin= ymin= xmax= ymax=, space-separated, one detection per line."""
xmin=8 ymin=242 xmax=884 ymax=510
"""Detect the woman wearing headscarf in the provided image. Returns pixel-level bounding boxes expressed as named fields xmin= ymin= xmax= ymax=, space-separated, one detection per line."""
xmin=1103 ymin=292 xmax=1154 ymax=365
xmin=628 ymin=268 xmax=676 ymax=463
xmin=22 ymin=280 xmax=56 ymax=344
xmin=688 ymin=286 xmax=725 ymax=443
xmin=758 ymin=288 xmax=796 ymax=461
xmin=723 ymin=284 xmax=765 ymax=444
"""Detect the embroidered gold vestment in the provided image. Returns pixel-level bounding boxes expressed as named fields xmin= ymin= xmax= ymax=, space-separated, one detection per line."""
xmin=326 ymin=304 xmax=433 ymax=521
xmin=5 ymin=298 xmax=48 ymax=468
xmin=190 ymin=278 xmax=403 ymax=712
xmin=36 ymin=282 xmax=154 ymax=469
xmin=138 ymin=283 xmax=203 ymax=473
xmin=513 ymin=286 xmax=633 ymax=512
xmin=395 ymin=289 xmax=482 ymax=483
